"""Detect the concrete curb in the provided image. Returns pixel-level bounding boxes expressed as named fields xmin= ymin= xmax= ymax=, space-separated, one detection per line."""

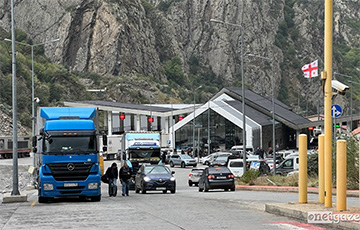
xmin=265 ymin=203 xmax=360 ymax=230
xmin=2 ymin=193 xmax=28 ymax=203
xmin=236 ymin=185 xmax=359 ymax=197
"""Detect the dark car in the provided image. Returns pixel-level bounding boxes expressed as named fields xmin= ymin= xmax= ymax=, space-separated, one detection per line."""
xmin=135 ymin=165 xmax=176 ymax=194
xmin=198 ymin=167 xmax=235 ymax=192
xmin=188 ymin=168 xmax=204 ymax=186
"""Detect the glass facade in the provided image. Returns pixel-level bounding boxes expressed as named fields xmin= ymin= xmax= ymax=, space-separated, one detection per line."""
xmin=175 ymin=109 xmax=243 ymax=154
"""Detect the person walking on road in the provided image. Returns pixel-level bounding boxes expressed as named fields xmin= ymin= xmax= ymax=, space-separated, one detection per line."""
xmin=105 ymin=162 xmax=118 ymax=197
xmin=119 ymin=161 xmax=132 ymax=196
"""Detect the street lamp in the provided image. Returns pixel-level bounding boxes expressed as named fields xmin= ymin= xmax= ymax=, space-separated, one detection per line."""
xmin=334 ymin=72 xmax=354 ymax=131
xmin=248 ymin=53 xmax=276 ymax=175
xmin=193 ymin=85 xmax=202 ymax=159
xmin=210 ymin=18 xmax=247 ymax=172
xmin=4 ymin=37 xmax=59 ymax=186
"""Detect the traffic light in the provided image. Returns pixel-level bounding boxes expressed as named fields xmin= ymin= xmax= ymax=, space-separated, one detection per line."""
xmin=333 ymin=124 xmax=340 ymax=128
xmin=358 ymin=120 xmax=360 ymax=125
xmin=119 ymin=114 xmax=125 ymax=120
xmin=179 ymin=115 xmax=184 ymax=121
xmin=308 ymin=127 xmax=314 ymax=131
xmin=148 ymin=117 xmax=154 ymax=123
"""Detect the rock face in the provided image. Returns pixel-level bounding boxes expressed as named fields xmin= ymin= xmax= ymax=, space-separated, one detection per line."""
xmin=0 ymin=0 xmax=358 ymax=114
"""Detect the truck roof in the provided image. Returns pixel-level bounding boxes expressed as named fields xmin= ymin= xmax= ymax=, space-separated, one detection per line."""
xmin=40 ymin=107 xmax=96 ymax=120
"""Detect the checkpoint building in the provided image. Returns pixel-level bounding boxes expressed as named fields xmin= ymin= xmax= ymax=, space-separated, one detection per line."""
xmin=64 ymin=87 xmax=344 ymax=152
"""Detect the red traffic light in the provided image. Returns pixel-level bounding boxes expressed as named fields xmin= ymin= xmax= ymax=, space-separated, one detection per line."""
xmin=308 ymin=126 xmax=314 ymax=131
xmin=358 ymin=120 xmax=360 ymax=125
xmin=148 ymin=117 xmax=154 ymax=123
xmin=119 ymin=114 xmax=125 ymax=120
xmin=179 ymin=116 xmax=184 ymax=121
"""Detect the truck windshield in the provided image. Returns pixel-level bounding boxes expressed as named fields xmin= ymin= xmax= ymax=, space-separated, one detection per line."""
xmin=129 ymin=149 xmax=160 ymax=161
xmin=44 ymin=136 xmax=96 ymax=154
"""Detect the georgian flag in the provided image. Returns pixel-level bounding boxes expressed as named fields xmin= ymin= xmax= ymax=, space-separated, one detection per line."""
xmin=301 ymin=60 xmax=318 ymax=78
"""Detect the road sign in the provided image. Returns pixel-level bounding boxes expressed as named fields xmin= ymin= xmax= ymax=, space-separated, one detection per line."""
xmin=331 ymin=104 xmax=342 ymax=118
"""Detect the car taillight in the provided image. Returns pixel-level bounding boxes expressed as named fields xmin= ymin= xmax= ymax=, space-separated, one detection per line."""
xmin=189 ymin=173 xmax=192 ymax=177
xmin=207 ymin=175 xmax=215 ymax=179
xmin=228 ymin=174 xmax=234 ymax=179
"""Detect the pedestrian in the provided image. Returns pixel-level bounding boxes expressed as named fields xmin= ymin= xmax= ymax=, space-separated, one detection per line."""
xmin=119 ymin=161 xmax=132 ymax=196
xmin=105 ymin=162 xmax=118 ymax=197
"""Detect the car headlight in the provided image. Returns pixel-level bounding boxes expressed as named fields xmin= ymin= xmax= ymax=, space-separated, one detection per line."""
xmin=170 ymin=177 xmax=176 ymax=181
xmin=88 ymin=183 xmax=98 ymax=189
xmin=144 ymin=176 xmax=151 ymax=182
xmin=43 ymin=184 xmax=54 ymax=190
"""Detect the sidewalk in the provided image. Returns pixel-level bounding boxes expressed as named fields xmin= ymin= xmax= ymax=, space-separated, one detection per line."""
xmin=236 ymin=185 xmax=360 ymax=229
xmin=236 ymin=185 xmax=359 ymax=197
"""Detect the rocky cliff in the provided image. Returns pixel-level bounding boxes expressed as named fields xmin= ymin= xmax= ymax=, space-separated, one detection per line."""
xmin=0 ymin=0 xmax=359 ymax=132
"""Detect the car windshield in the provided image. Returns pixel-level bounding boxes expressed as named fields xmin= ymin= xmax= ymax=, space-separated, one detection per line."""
xmin=215 ymin=156 xmax=228 ymax=161
xmin=181 ymin=155 xmax=192 ymax=159
xmin=208 ymin=167 xmax=231 ymax=173
xmin=147 ymin=166 xmax=171 ymax=174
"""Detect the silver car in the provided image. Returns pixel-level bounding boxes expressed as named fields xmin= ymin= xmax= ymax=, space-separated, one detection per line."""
xmin=188 ymin=168 xmax=204 ymax=186
xmin=169 ymin=154 xmax=197 ymax=168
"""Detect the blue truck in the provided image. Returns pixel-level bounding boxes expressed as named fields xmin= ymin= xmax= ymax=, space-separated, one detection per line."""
xmin=34 ymin=107 xmax=104 ymax=203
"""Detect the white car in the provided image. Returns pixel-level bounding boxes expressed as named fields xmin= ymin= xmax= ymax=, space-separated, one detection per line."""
xmin=200 ymin=152 xmax=232 ymax=165
xmin=227 ymin=159 xmax=244 ymax=177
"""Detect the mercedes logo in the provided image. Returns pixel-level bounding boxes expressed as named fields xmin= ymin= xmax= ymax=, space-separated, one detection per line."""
xmin=67 ymin=163 xmax=75 ymax=171
xmin=159 ymin=179 xmax=163 ymax=182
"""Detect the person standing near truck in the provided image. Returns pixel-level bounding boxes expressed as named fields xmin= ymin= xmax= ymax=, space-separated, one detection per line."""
xmin=119 ymin=161 xmax=132 ymax=196
xmin=105 ymin=162 xmax=118 ymax=197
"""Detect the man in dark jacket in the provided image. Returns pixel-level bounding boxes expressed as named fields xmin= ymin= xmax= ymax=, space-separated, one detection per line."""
xmin=119 ymin=161 xmax=132 ymax=196
xmin=105 ymin=162 xmax=118 ymax=196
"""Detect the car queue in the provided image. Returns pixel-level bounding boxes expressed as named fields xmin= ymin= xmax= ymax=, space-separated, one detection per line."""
xmin=102 ymin=147 xmax=301 ymax=197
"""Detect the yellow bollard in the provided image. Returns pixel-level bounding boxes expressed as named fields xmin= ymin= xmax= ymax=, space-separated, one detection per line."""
xmin=336 ymin=140 xmax=347 ymax=211
xmin=99 ymin=155 xmax=104 ymax=175
xmin=318 ymin=134 xmax=325 ymax=203
xmin=299 ymin=134 xmax=308 ymax=203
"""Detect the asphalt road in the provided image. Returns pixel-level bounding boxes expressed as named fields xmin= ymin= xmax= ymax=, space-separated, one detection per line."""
xmin=0 ymin=158 xmax=353 ymax=229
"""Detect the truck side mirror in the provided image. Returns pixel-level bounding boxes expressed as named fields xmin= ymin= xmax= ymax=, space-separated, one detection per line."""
xmin=32 ymin=136 xmax=37 ymax=153
xmin=103 ymin=135 xmax=107 ymax=145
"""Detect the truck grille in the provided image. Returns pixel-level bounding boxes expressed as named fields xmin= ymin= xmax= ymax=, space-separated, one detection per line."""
xmin=47 ymin=163 xmax=94 ymax=181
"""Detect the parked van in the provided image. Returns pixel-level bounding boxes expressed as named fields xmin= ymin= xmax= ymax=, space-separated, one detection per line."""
xmin=273 ymin=155 xmax=299 ymax=176
xmin=227 ymin=159 xmax=244 ymax=177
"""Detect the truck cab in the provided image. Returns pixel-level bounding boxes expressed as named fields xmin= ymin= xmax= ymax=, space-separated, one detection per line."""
xmin=36 ymin=107 xmax=102 ymax=202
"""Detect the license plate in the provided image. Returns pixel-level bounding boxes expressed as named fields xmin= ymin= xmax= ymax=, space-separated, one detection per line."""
xmin=156 ymin=187 xmax=166 ymax=190
xmin=64 ymin=183 xmax=78 ymax=187
xmin=217 ymin=176 xmax=226 ymax=179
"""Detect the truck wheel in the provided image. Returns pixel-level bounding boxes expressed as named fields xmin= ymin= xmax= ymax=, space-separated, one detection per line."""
xmin=188 ymin=181 xmax=193 ymax=186
xmin=91 ymin=195 xmax=101 ymax=202
xmin=38 ymin=196 xmax=49 ymax=203
xmin=170 ymin=161 xmax=174 ymax=167
xmin=181 ymin=162 xmax=185 ymax=168
xmin=171 ymin=189 xmax=176 ymax=194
